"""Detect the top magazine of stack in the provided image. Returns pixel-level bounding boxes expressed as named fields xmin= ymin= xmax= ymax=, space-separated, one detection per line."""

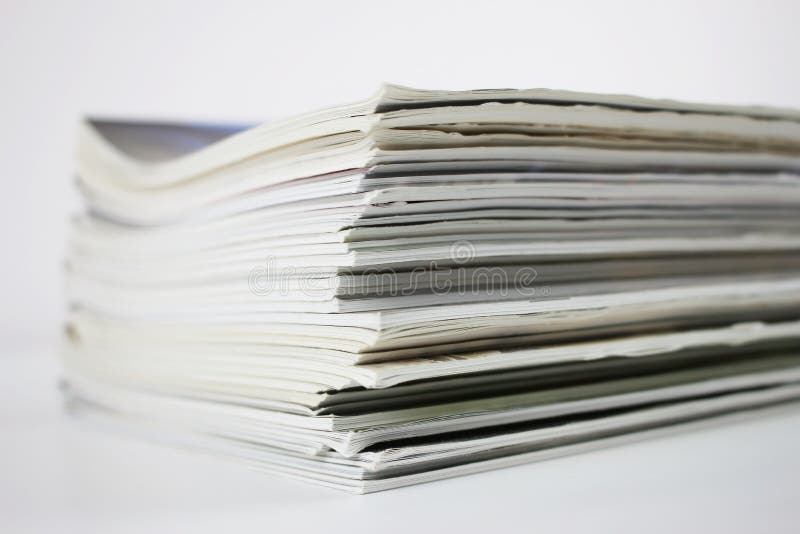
xmin=64 ymin=84 xmax=800 ymax=491
xmin=72 ymin=85 xmax=800 ymax=320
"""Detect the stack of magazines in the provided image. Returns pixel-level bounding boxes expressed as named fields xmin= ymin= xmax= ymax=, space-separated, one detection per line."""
xmin=63 ymin=85 xmax=800 ymax=493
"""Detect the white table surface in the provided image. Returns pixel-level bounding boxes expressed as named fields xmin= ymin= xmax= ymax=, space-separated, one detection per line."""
xmin=3 ymin=340 xmax=800 ymax=534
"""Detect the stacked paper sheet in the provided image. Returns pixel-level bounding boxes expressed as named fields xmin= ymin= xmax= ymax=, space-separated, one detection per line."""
xmin=63 ymin=85 xmax=800 ymax=492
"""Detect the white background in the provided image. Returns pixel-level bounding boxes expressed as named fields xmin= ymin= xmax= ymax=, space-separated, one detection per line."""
xmin=1 ymin=0 xmax=800 ymax=531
